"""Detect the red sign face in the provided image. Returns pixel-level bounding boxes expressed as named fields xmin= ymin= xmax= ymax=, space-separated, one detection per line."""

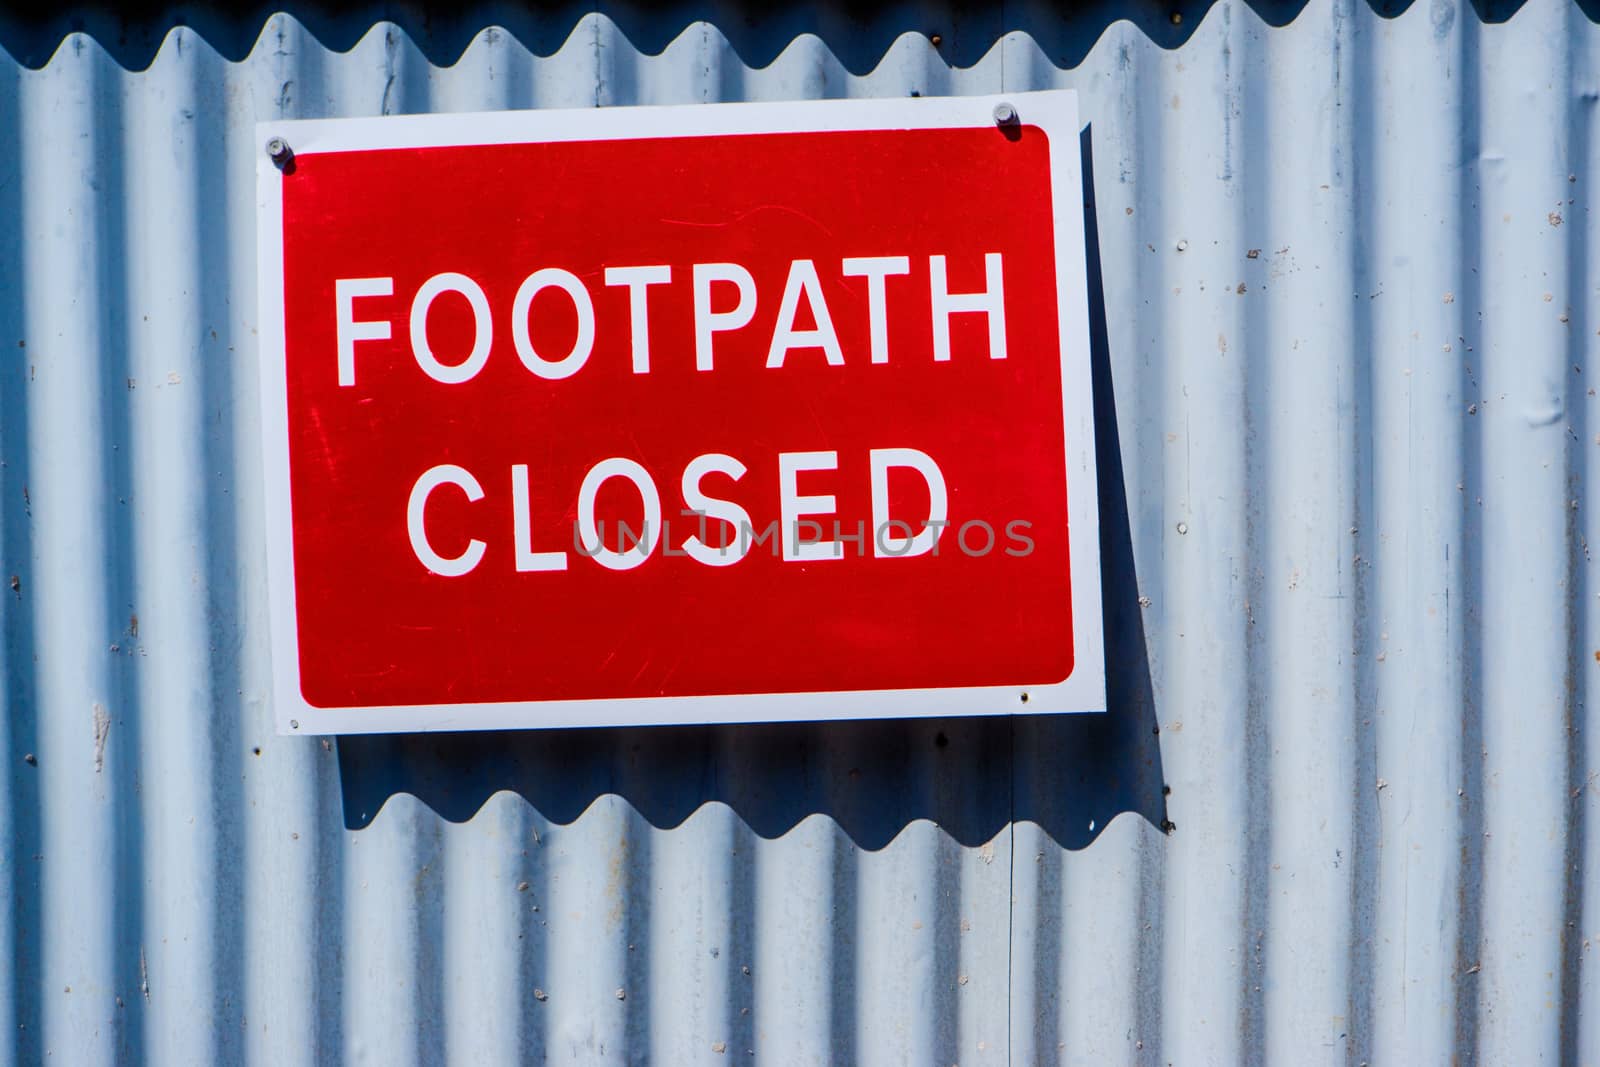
xmin=258 ymin=94 xmax=1103 ymax=733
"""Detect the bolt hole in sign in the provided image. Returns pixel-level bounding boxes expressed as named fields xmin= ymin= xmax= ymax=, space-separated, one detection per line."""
xmin=256 ymin=91 xmax=1104 ymax=735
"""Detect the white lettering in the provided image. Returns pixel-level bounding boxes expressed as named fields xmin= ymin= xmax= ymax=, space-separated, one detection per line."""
xmin=410 ymin=272 xmax=493 ymax=384
xmin=407 ymin=464 xmax=486 ymax=577
xmin=841 ymin=256 xmax=909 ymax=364
xmin=778 ymin=451 xmax=841 ymax=562
xmin=869 ymin=447 xmax=948 ymax=558
xmin=512 ymin=268 xmax=595 ymax=380
xmin=604 ymin=265 xmax=672 ymax=374
xmin=681 ymin=453 xmax=752 ymax=567
xmin=512 ymin=464 xmax=569 ymax=572
xmin=335 ymin=277 xmax=393 ymax=386
xmin=693 ymin=263 xmax=757 ymax=371
xmin=767 ymin=259 xmax=844 ymax=368
xmin=577 ymin=458 xmax=663 ymax=571
xmin=928 ymin=253 xmax=1007 ymax=362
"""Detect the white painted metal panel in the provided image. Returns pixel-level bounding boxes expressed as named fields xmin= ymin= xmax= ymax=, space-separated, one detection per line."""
xmin=0 ymin=2 xmax=1594 ymax=1062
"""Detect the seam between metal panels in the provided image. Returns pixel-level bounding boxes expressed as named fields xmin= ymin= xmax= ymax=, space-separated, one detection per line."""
xmin=1007 ymin=714 xmax=1016 ymax=1067
xmin=1557 ymin=4 xmax=1591 ymax=1057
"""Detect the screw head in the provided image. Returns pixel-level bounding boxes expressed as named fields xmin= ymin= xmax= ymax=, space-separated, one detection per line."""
xmin=265 ymin=136 xmax=293 ymax=168
xmin=993 ymin=102 xmax=1018 ymax=126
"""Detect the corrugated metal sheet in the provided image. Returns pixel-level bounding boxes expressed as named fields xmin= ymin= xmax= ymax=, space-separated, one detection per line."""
xmin=0 ymin=0 xmax=1595 ymax=1062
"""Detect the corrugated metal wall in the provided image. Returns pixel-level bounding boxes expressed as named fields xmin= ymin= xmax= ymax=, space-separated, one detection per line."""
xmin=0 ymin=0 xmax=1595 ymax=1062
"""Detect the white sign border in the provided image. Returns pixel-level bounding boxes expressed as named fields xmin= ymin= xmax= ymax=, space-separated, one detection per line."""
xmin=257 ymin=90 xmax=1106 ymax=736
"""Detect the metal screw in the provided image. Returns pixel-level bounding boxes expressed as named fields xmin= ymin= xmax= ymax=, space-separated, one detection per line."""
xmin=290 ymin=719 xmax=300 ymax=730
xmin=1176 ymin=522 xmax=1189 ymax=535
xmin=266 ymin=136 xmax=293 ymax=170
xmin=993 ymin=102 xmax=1018 ymax=126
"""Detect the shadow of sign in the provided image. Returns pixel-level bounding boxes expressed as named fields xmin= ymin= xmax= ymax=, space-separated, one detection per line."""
xmin=337 ymin=124 xmax=1168 ymax=852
